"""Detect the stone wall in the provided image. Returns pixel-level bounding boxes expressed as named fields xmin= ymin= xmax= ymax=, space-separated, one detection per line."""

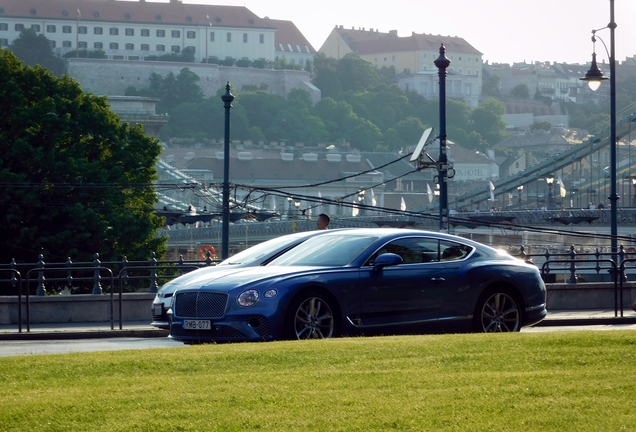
xmin=67 ymin=59 xmax=320 ymax=104
xmin=0 ymin=283 xmax=634 ymax=325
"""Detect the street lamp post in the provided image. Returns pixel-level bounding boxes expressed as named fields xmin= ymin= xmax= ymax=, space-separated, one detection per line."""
xmin=632 ymin=178 xmax=636 ymax=207
xmin=294 ymin=200 xmax=301 ymax=217
xmin=546 ymin=174 xmax=554 ymax=209
xmin=434 ymin=44 xmax=451 ymax=232
xmin=287 ymin=196 xmax=293 ymax=218
xmin=580 ymin=0 xmax=618 ymax=260
xmin=357 ymin=190 xmax=365 ymax=216
xmin=517 ymin=185 xmax=524 ymax=204
xmin=221 ymin=82 xmax=234 ymax=259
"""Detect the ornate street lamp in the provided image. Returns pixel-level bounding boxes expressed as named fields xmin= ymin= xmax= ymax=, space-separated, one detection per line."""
xmin=546 ymin=174 xmax=554 ymax=209
xmin=221 ymin=82 xmax=234 ymax=259
xmin=517 ymin=185 xmax=524 ymax=203
xmin=357 ymin=189 xmax=365 ymax=216
xmin=632 ymin=178 xmax=636 ymax=207
xmin=294 ymin=200 xmax=301 ymax=216
xmin=580 ymin=0 xmax=618 ymax=260
xmin=434 ymin=44 xmax=451 ymax=232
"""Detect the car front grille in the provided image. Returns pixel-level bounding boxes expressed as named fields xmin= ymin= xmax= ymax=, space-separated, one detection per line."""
xmin=174 ymin=291 xmax=228 ymax=319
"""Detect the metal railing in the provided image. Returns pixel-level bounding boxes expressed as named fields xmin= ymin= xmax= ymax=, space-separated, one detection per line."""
xmin=0 ymin=252 xmax=219 ymax=332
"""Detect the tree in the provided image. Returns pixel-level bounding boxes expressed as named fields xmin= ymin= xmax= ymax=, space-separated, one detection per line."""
xmin=471 ymin=98 xmax=509 ymax=149
xmin=9 ymin=28 xmax=65 ymax=76
xmin=510 ymin=84 xmax=530 ymax=99
xmin=138 ymin=68 xmax=204 ymax=115
xmin=0 ymin=50 xmax=166 ymax=264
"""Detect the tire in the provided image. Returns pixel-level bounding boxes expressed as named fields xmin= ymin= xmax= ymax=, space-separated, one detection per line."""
xmin=285 ymin=291 xmax=337 ymax=340
xmin=473 ymin=289 xmax=521 ymax=333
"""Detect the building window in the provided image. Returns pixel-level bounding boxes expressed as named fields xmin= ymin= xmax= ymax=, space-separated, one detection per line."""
xmin=186 ymin=46 xmax=195 ymax=53
xmin=186 ymin=31 xmax=195 ymax=39
xmin=125 ymin=28 xmax=134 ymax=36
xmin=156 ymin=44 xmax=165 ymax=51
xmin=226 ymin=32 xmax=231 ymax=42
xmin=141 ymin=29 xmax=149 ymax=37
xmin=259 ymin=34 xmax=264 ymax=44
xmin=79 ymin=41 xmax=87 ymax=49
xmin=156 ymin=29 xmax=165 ymax=37
xmin=15 ymin=24 xmax=24 ymax=31
xmin=47 ymin=25 xmax=56 ymax=33
xmin=62 ymin=41 xmax=72 ymax=48
xmin=243 ymin=33 xmax=248 ymax=43
xmin=31 ymin=24 xmax=40 ymax=32
xmin=110 ymin=42 xmax=119 ymax=50
xmin=171 ymin=45 xmax=180 ymax=53
xmin=78 ymin=26 xmax=87 ymax=34
xmin=94 ymin=27 xmax=103 ymax=35
xmin=62 ymin=25 xmax=72 ymax=34
xmin=141 ymin=44 xmax=149 ymax=51
xmin=49 ymin=40 xmax=56 ymax=48
xmin=125 ymin=43 xmax=134 ymax=50
xmin=0 ymin=38 xmax=8 ymax=47
xmin=94 ymin=42 xmax=103 ymax=49
xmin=210 ymin=32 xmax=215 ymax=42
xmin=171 ymin=30 xmax=180 ymax=38
xmin=110 ymin=27 xmax=118 ymax=36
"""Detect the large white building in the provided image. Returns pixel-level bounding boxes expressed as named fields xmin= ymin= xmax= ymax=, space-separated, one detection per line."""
xmin=0 ymin=0 xmax=316 ymax=66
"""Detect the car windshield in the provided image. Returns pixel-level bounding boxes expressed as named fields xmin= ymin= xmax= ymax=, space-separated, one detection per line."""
xmin=268 ymin=234 xmax=378 ymax=267
xmin=218 ymin=234 xmax=306 ymax=266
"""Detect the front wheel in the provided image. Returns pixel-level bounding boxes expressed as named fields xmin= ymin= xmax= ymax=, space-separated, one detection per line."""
xmin=285 ymin=291 xmax=337 ymax=340
xmin=473 ymin=290 xmax=521 ymax=332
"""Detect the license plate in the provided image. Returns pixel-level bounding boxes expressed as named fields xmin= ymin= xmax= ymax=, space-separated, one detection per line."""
xmin=183 ymin=320 xmax=211 ymax=330
xmin=153 ymin=303 xmax=163 ymax=315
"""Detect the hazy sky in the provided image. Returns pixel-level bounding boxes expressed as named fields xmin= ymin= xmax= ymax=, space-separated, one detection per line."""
xmin=169 ymin=0 xmax=636 ymax=66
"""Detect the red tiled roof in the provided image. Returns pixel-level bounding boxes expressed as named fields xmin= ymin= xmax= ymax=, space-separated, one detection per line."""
xmin=0 ymin=0 xmax=277 ymax=29
xmin=336 ymin=27 xmax=481 ymax=56
xmin=265 ymin=17 xmax=316 ymax=54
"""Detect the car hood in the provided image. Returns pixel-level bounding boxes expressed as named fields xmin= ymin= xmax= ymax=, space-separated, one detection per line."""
xmin=176 ymin=265 xmax=332 ymax=293
xmin=159 ymin=266 xmax=258 ymax=295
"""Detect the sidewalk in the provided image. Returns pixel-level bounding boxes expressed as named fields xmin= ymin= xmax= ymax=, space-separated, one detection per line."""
xmin=0 ymin=310 xmax=635 ymax=340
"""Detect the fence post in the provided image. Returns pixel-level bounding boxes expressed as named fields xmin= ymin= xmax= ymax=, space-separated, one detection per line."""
xmin=177 ymin=255 xmax=185 ymax=276
xmin=121 ymin=256 xmax=129 ymax=288
xmin=65 ymin=257 xmax=73 ymax=290
xmin=36 ymin=254 xmax=46 ymax=296
xmin=149 ymin=252 xmax=159 ymax=293
xmin=92 ymin=253 xmax=103 ymax=295
xmin=568 ymin=245 xmax=577 ymax=284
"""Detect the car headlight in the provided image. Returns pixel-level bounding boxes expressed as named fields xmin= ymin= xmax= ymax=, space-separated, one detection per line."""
xmin=237 ymin=289 xmax=259 ymax=307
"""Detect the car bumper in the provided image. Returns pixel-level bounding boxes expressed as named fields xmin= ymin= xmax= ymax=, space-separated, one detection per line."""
xmin=169 ymin=314 xmax=276 ymax=343
xmin=524 ymin=303 xmax=547 ymax=327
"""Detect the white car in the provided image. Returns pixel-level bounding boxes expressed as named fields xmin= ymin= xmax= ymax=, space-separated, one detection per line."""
xmin=151 ymin=230 xmax=335 ymax=329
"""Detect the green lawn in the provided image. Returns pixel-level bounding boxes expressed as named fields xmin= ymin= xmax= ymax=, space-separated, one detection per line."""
xmin=1 ymin=331 xmax=635 ymax=431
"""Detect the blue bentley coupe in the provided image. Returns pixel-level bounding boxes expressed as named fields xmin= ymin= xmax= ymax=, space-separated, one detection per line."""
xmin=168 ymin=228 xmax=547 ymax=342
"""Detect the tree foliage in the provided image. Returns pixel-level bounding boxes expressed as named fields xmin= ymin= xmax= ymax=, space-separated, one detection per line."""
xmin=150 ymin=53 xmax=510 ymax=153
xmin=0 ymin=50 xmax=166 ymax=264
xmin=8 ymin=28 xmax=66 ymax=76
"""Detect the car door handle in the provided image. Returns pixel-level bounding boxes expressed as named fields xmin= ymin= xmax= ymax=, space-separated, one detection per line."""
xmin=430 ymin=277 xmax=446 ymax=282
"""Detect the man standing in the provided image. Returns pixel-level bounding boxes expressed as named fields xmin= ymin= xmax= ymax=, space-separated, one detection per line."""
xmin=317 ymin=213 xmax=330 ymax=230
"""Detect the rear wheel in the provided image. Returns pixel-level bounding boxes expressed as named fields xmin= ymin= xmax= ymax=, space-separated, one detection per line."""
xmin=285 ymin=291 xmax=337 ymax=340
xmin=473 ymin=290 xmax=521 ymax=332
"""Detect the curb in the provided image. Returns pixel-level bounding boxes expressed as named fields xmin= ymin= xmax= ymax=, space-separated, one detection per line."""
xmin=0 ymin=329 xmax=169 ymax=341
xmin=536 ymin=316 xmax=636 ymax=327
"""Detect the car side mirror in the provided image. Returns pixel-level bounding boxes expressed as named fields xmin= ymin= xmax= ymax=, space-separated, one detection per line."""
xmin=373 ymin=253 xmax=403 ymax=270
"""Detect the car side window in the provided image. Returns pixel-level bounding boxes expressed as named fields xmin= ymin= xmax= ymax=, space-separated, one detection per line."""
xmin=440 ymin=240 xmax=472 ymax=261
xmin=366 ymin=238 xmax=441 ymax=265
